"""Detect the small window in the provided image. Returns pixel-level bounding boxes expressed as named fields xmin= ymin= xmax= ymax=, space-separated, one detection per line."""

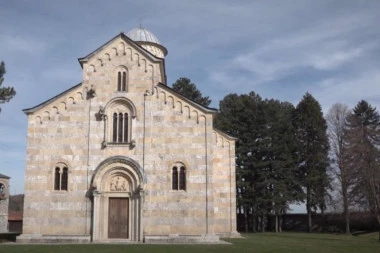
xmin=54 ymin=164 xmax=68 ymax=191
xmin=172 ymin=164 xmax=186 ymax=191
xmin=117 ymin=71 xmax=127 ymax=91
xmin=172 ymin=167 xmax=178 ymax=190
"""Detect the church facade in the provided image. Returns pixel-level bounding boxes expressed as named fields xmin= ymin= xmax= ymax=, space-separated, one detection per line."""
xmin=18 ymin=27 xmax=238 ymax=243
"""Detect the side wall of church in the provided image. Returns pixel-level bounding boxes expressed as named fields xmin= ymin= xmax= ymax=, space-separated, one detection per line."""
xmin=212 ymin=132 xmax=237 ymax=235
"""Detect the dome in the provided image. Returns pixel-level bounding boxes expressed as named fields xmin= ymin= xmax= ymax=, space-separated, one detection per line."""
xmin=126 ymin=26 xmax=168 ymax=58
xmin=127 ymin=27 xmax=162 ymax=45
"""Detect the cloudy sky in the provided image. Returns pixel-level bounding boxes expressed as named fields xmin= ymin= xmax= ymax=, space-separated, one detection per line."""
xmin=0 ymin=0 xmax=379 ymax=202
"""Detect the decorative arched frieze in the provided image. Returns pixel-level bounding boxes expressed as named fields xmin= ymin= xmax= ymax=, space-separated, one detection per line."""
xmin=96 ymin=59 xmax=103 ymax=68
xmin=176 ymin=101 xmax=183 ymax=113
xmin=89 ymin=64 xmax=96 ymax=72
xmin=67 ymin=97 xmax=75 ymax=105
xmin=192 ymin=110 xmax=199 ymax=124
xmin=119 ymin=42 xmax=126 ymax=55
xmin=43 ymin=111 xmax=50 ymax=121
xmin=76 ymin=92 xmax=84 ymax=101
xmin=159 ymin=91 xmax=167 ymax=104
xmin=168 ymin=96 xmax=174 ymax=108
xmin=148 ymin=65 xmax=154 ymax=83
xmin=112 ymin=47 xmax=118 ymax=56
xmin=104 ymin=53 xmax=111 ymax=61
xmin=134 ymin=53 xmax=140 ymax=66
xmin=59 ymin=102 xmax=66 ymax=112
xmin=52 ymin=106 xmax=59 ymax=116
xmin=141 ymin=59 xmax=147 ymax=73
xmin=184 ymin=105 xmax=191 ymax=118
xmin=35 ymin=116 xmax=42 ymax=125
xmin=126 ymin=48 xmax=133 ymax=61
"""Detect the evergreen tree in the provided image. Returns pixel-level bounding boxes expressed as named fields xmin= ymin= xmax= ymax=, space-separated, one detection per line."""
xmin=215 ymin=92 xmax=262 ymax=232
xmin=172 ymin=77 xmax=211 ymax=107
xmin=0 ymin=61 xmax=16 ymax=113
xmin=345 ymin=100 xmax=380 ymax=238
xmin=215 ymin=92 xmax=302 ymax=232
xmin=261 ymin=99 xmax=302 ymax=232
xmin=293 ymin=93 xmax=330 ymax=232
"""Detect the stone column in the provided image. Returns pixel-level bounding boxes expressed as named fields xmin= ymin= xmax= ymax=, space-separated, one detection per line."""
xmin=92 ymin=190 xmax=101 ymax=241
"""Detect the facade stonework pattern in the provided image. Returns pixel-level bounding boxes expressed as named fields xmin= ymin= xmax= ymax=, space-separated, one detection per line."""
xmin=18 ymin=30 xmax=238 ymax=243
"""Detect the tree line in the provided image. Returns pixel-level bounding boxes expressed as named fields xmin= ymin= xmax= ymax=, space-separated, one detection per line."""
xmin=172 ymin=77 xmax=380 ymax=235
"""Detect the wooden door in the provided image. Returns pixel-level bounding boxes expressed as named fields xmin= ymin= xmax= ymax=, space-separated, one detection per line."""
xmin=108 ymin=198 xmax=129 ymax=238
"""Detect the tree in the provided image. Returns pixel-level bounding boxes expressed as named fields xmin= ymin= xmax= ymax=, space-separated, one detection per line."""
xmin=258 ymin=99 xmax=302 ymax=232
xmin=326 ymin=103 xmax=351 ymax=233
xmin=215 ymin=92 xmax=262 ymax=232
xmin=345 ymin=100 xmax=380 ymax=240
xmin=0 ymin=61 xmax=16 ymax=113
xmin=172 ymin=77 xmax=211 ymax=107
xmin=215 ymin=92 xmax=301 ymax=232
xmin=293 ymin=93 xmax=330 ymax=232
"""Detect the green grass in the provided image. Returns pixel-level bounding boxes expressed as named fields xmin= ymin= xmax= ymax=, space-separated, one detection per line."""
xmin=0 ymin=233 xmax=379 ymax=253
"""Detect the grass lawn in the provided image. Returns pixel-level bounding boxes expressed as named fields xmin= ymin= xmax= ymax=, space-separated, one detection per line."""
xmin=0 ymin=232 xmax=379 ymax=253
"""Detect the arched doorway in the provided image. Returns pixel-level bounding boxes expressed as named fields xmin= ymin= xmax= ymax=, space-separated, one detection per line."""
xmin=91 ymin=156 xmax=144 ymax=242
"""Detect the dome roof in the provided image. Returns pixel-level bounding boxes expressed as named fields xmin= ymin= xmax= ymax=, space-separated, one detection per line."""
xmin=127 ymin=27 xmax=162 ymax=45
xmin=126 ymin=26 xmax=168 ymax=57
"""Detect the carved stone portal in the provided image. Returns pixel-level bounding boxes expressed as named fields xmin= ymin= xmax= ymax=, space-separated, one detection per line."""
xmin=109 ymin=176 xmax=129 ymax=192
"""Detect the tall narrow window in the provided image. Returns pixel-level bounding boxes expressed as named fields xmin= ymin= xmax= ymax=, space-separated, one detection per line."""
xmin=122 ymin=72 xmax=127 ymax=91
xmin=111 ymin=111 xmax=129 ymax=144
xmin=123 ymin=113 xmax=129 ymax=143
xmin=117 ymin=72 xmax=122 ymax=91
xmin=113 ymin=113 xmax=117 ymax=142
xmin=172 ymin=164 xmax=187 ymax=191
xmin=172 ymin=167 xmax=178 ymax=190
xmin=54 ymin=167 xmax=60 ymax=190
xmin=54 ymin=164 xmax=69 ymax=191
xmin=179 ymin=166 xmax=186 ymax=190
xmin=118 ymin=113 xmax=123 ymax=142
xmin=61 ymin=167 xmax=68 ymax=190
xmin=117 ymin=71 xmax=127 ymax=91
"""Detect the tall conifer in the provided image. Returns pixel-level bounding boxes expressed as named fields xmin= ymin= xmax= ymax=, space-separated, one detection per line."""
xmin=293 ymin=93 xmax=330 ymax=232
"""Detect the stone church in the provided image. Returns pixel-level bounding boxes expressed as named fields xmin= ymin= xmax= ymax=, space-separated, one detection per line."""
xmin=18 ymin=27 xmax=238 ymax=243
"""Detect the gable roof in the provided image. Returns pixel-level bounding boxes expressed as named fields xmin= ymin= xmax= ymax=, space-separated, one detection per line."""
xmin=78 ymin=32 xmax=165 ymax=68
xmin=0 ymin=173 xmax=10 ymax=179
xmin=156 ymin=83 xmax=218 ymax=114
xmin=23 ymin=83 xmax=82 ymax=115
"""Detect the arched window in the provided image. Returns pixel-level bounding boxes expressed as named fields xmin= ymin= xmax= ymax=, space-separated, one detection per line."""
xmin=179 ymin=166 xmax=186 ymax=190
xmin=117 ymin=70 xmax=127 ymax=92
xmin=172 ymin=167 xmax=178 ymax=190
xmin=54 ymin=164 xmax=69 ymax=191
xmin=105 ymin=98 xmax=135 ymax=146
xmin=112 ymin=112 xmax=129 ymax=143
xmin=172 ymin=163 xmax=186 ymax=191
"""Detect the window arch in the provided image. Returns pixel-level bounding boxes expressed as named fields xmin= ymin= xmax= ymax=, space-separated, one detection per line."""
xmin=104 ymin=98 xmax=136 ymax=146
xmin=172 ymin=163 xmax=186 ymax=191
xmin=116 ymin=68 xmax=128 ymax=92
xmin=54 ymin=163 xmax=68 ymax=191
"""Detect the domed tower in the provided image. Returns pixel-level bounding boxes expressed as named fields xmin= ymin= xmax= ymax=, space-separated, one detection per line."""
xmin=127 ymin=26 xmax=168 ymax=58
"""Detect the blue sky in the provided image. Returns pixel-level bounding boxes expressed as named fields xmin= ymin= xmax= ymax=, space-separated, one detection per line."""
xmin=0 ymin=0 xmax=379 ymax=210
